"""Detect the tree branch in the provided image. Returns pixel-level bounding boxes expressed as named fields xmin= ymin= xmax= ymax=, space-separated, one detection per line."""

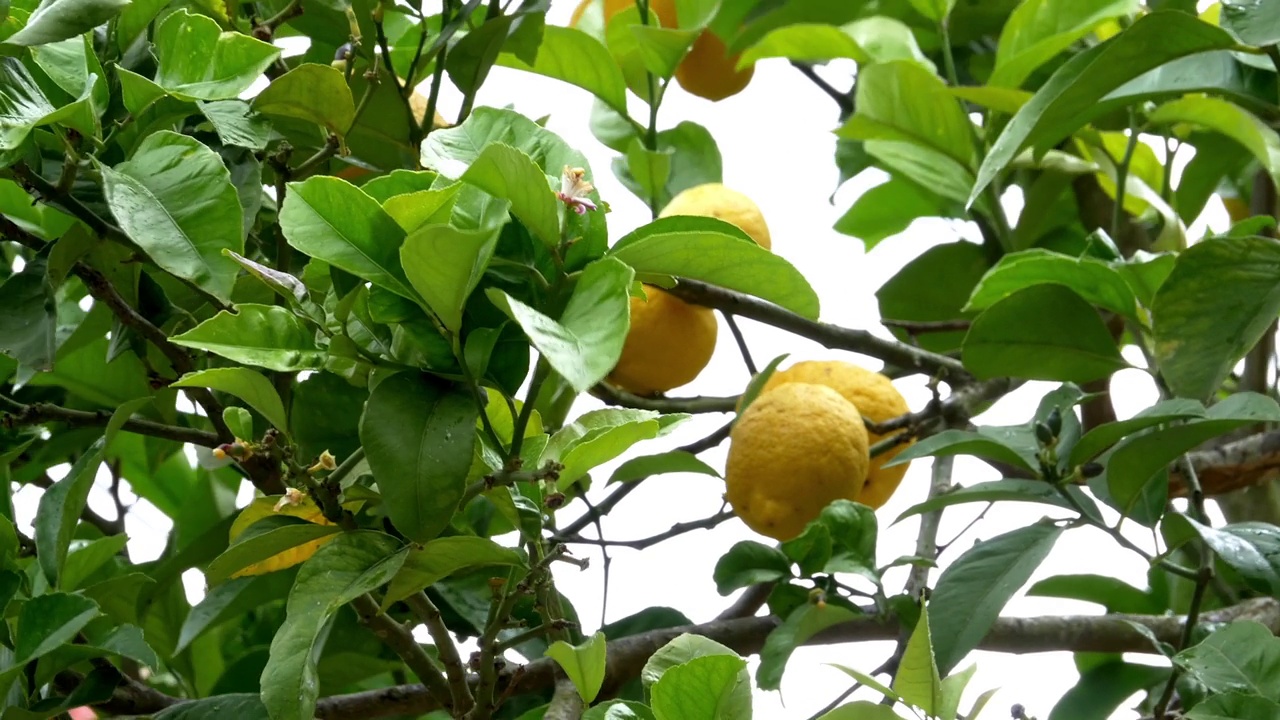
xmin=667 ymin=279 xmax=970 ymax=381
xmin=559 ymin=511 xmax=734 ymax=550
xmin=1 ymin=394 xmax=221 ymax=447
xmin=590 ymin=384 xmax=738 ymax=414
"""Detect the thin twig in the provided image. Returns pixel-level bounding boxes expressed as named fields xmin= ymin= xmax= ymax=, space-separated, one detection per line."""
xmin=1 ymin=394 xmax=220 ymax=447
xmin=560 ymin=511 xmax=734 ymax=550
xmin=590 ymin=383 xmax=738 ymax=414
xmin=881 ymin=319 xmax=972 ymax=334
xmin=351 ymin=594 xmax=454 ymax=710
xmin=722 ymin=312 xmax=758 ymax=376
xmin=791 ymin=62 xmax=853 ymax=119
xmin=405 ymin=592 xmax=474 ymax=713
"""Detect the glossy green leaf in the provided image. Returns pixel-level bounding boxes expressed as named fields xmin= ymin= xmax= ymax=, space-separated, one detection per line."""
xmin=739 ymin=17 xmax=933 ymax=71
xmin=422 ymin=106 xmax=594 ymax=182
xmin=205 ymin=517 xmax=342 ymax=585
xmin=582 ymin=701 xmax=657 ymax=720
xmin=893 ymin=479 xmax=1095 ymax=524
xmin=1028 ymin=574 xmax=1161 ymax=614
xmin=713 ymin=541 xmax=793 ymax=596
xmin=1221 ymin=0 xmax=1280 ymax=45
xmin=1185 ymin=693 xmax=1280 ymax=720
xmin=865 ymin=140 xmax=977 ymax=207
xmin=382 ymin=536 xmax=526 ymax=608
xmin=154 ymin=695 xmax=270 ymax=720
xmin=253 ymin=63 xmax=355 ymax=136
xmin=170 ymin=304 xmax=326 ymax=371
xmin=280 ymin=176 xmax=415 ymax=300
xmin=991 ymin=0 xmax=1140 ymax=88
xmin=13 ymin=592 xmax=99 ymax=665
xmin=547 ymin=631 xmax=608 ymax=703
xmin=894 ymin=604 xmax=941 ymax=715
xmin=362 ymin=170 xmax=440 ymax=202
xmin=907 ymin=0 xmax=956 ymax=21
xmin=175 ymin=572 xmax=295 ymax=653
xmin=489 ymin=257 xmax=634 ymax=392
xmin=200 ymin=100 xmax=274 ymax=151
xmin=172 ymin=367 xmax=288 ymax=431
xmin=153 ymin=10 xmax=280 ymax=100
xmin=965 ymin=249 xmax=1138 ymax=318
xmin=401 ymin=221 xmax=503 ymax=334
xmin=877 ymin=241 xmax=989 ymax=354
xmin=1164 ymin=514 xmax=1280 ymax=594
xmin=2 ymin=0 xmax=130 ymax=46
xmin=460 ymin=143 xmax=559 ymax=247
xmin=61 ymin=534 xmax=127 ymax=591
xmin=971 ymin=12 xmax=1236 ymax=205
xmin=1149 ymin=95 xmax=1280 ymax=192
xmin=498 ymin=25 xmax=628 ymax=114
xmin=0 ymin=58 xmax=56 ymax=151
xmin=100 ymin=130 xmax=244 ymax=302
xmin=359 ymin=372 xmax=478 ymax=543
xmin=544 ymin=408 xmax=680 ymax=489
xmin=0 ymin=253 xmax=55 ymax=371
xmin=816 ymin=702 xmax=902 ymax=720
xmin=35 ymin=438 xmax=104 ymax=588
xmin=1047 ymin=660 xmax=1169 ymax=720
xmin=651 ymin=654 xmax=752 ymax=720
xmin=838 ymin=61 xmax=974 ymax=169
xmin=383 ymin=185 xmax=463 ymax=233
xmin=614 ymin=121 xmax=722 ymax=210
xmin=261 ymin=532 xmax=407 ymax=720
xmin=1176 ymin=620 xmax=1280 ymax=700
xmin=929 ymin=521 xmax=1064 ymax=674
xmin=963 ymin=285 xmax=1128 ymax=383
xmin=757 ymin=601 xmax=858 ymax=691
xmin=837 ymin=176 xmax=958 ymax=250
xmin=736 ymin=353 xmax=789 ymax=417
xmin=886 ymin=427 xmax=1037 ymax=473
xmin=608 ymin=449 xmax=720 ymax=484
xmin=641 ymin=633 xmax=743 ymax=688
xmin=1068 ymin=398 xmax=1205 ymax=466
xmin=623 ymin=138 xmax=671 ymax=209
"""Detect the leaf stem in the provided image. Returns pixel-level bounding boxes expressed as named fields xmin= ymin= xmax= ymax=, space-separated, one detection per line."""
xmin=1111 ymin=108 xmax=1141 ymax=243
xmin=509 ymin=359 xmax=549 ymax=461
xmin=722 ymin=312 xmax=758 ymax=375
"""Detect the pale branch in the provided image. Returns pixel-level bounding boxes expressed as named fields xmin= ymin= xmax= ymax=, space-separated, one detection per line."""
xmin=351 ymin=594 xmax=455 ymax=711
xmin=406 ymin=592 xmax=474 ymax=713
xmin=543 ymin=679 xmax=585 ymax=720
xmin=0 ymin=394 xmax=221 ymax=447
xmin=667 ymin=279 xmax=970 ymax=381
xmin=715 ymin=581 xmax=775 ymax=620
xmin=590 ymin=383 xmax=738 ymax=414
xmin=907 ymin=456 xmax=954 ymax=598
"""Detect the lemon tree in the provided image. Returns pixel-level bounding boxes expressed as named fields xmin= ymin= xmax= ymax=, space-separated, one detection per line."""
xmin=5 ymin=1 xmax=1280 ymax=720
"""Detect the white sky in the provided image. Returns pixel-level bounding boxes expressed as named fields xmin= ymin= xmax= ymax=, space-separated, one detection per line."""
xmin=9 ymin=1 xmax=1241 ymax=717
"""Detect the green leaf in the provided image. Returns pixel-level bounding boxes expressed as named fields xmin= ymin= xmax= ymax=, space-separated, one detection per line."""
xmin=864 ymin=140 xmax=976 ymax=206
xmin=0 ymin=253 xmax=55 ymax=371
xmin=261 ymin=532 xmax=408 ymax=720
xmin=1153 ymin=236 xmax=1280 ymax=400
xmin=99 ymin=130 xmax=244 ymax=302
xmin=547 ymin=631 xmax=608 ymax=704
xmin=401 ymin=221 xmax=502 ymax=334
xmin=929 ymin=521 xmax=1064 ymax=674
xmin=544 ymin=408 xmax=677 ymax=490
xmin=1149 ymin=95 xmax=1280 ymax=193
xmin=172 ymin=367 xmax=288 ymax=431
xmin=886 ymin=427 xmax=1037 ymax=473
xmin=583 ymin=701 xmax=657 ymax=720
xmin=489 ymin=257 xmax=634 ymax=393
xmin=963 ymin=285 xmax=1128 ymax=383
xmin=713 ymin=541 xmax=793 ymax=595
xmin=1175 ymin=620 xmax=1280 ymax=700
xmin=876 ymin=241 xmax=989 ymax=354
xmin=153 ymin=10 xmax=280 ymax=100
xmin=61 ymin=534 xmax=128 ymax=591
xmin=205 ymin=517 xmax=342 ymax=585
xmin=837 ymin=176 xmax=958 ymax=250
xmin=641 ymin=633 xmax=743 ymax=688
xmin=1048 ymin=660 xmax=1169 ymax=720
xmin=736 ymin=353 xmax=789 ymax=417
xmin=970 ymin=11 xmax=1237 ymax=205
xmin=815 ymin=702 xmax=903 ymax=720
xmin=35 ymin=438 xmax=104 ymax=588
xmin=1107 ymin=393 xmax=1280 ymax=520
xmin=200 ymin=100 xmax=274 ymax=151
xmin=740 ymin=17 xmax=933 ymax=71
xmin=965 ymin=249 xmax=1138 ymax=318
xmin=384 ymin=185 xmax=463 ymax=234
xmin=1221 ymin=0 xmax=1280 ymax=45
xmin=175 ymin=572 xmax=295 ymax=653
xmin=609 ymin=450 xmax=719 ymax=484
xmin=838 ymin=61 xmax=974 ymax=169
xmin=170 ymin=304 xmax=326 ymax=371
xmin=623 ymin=138 xmax=672 ymax=208
xmin=906 ymin=0 xmax=956 ymax=22
xmin=154 ymin=695 xmax=270 ymax=720
xmin=893 ymin=479 xmax=1095 ymax=524
xmin=421 ymin=106 xmax=594 ymax=184
xmin=1185 ymin=693 xmax=1280 ymax=720
xmin=2 ymin=0 xmax=129 ymax=47
xmin=359 ymin=372 xmax=478 ymax=543
xmin=894 ymin=604 xmax=941 ymax=716
xmin=1068 ymin=397 xmax=1205 ymax=466
xmin=651 ymin=654 xmax=752 ymax=720
xmin=827 ymin=664 xmax=902 ymax=703
xmin=459 ymin=143 xmax=559 ymax=247
xmin=608 ymin=222 xmax=819 ymax=319
xmin=382 ymin=536 xmax=526 ymax=608
xmin=991 ymin=0 xmax=1140 ymax=88
xmin=253 ymin=63 xmax=355 ymax=136
xmin=614 ymin=122 xmax=722 ymax=210
xmin=498 ymin=25 xmax=629 ymax=114
xmin=1163 ymin=515 xmax=1280 ymax=594
xmin=1028 ymin=574 xmax=1162 ymax=614
xmin=938 ymin=664 xmax=977 ymax=720
xmin=13 ymin=592 xmax=99 ymax=666
xmin=757 ymin=602 xmax=858 ymax=691
xmin=279 ymin=176 xmax=414 ymax=300
xmin=0 ymin=58 xmax=55 ymax=151
xmin=362 ymin=170 xmax=440 ymax=202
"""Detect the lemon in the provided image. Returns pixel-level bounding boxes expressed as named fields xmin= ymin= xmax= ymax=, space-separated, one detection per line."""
xmin=571 ymin=0 xmax=675 ymax=28
xmin=607 ymin=284 xmax=717 ymax=396
xmin=1223 ymin=196 xmax=1251 ymax=224
xmin=725 ymin=383 xmax=870 ymax=541
xmin=228 ymin=496 xmax=334 ymax=578
xmin=675 ymin=31 xmax=753 ymax=101
xmin=409 ymin=89 xmax=449 ymax=131
xmin=761 ymin=360 xmax=913 ymax=509
xmin=661 ymin=183 xmax=771 ymax=250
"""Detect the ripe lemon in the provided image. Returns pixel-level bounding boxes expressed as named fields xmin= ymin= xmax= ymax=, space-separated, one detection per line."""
xmin=570 ymin=0 xmax=675 ymax=28
xmin=661 ymin=183 xmax=771 ymax=250
xmin=761 ymin=360 xmax=913 ymax=509
xmin=607 ymin=284 xmax=717 ymax=396
xmin=726 ymin=383 xmax=870 ymax=541
xmin=228 ymin=496 xmax=334 ymax=578
xmin=675 ymin=31 xmax=753 ymax=101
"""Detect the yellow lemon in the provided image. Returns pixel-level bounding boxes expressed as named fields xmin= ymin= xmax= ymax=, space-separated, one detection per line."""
xmin=726 ymin=383 xmax=870 ymax=541
xmin=228 ymin=495 xmax=334 ymax=578
xmin=761 ymin=360 xmax=913 ymax=510
xmin=675 ymin=30 xmax=753 ymax=101
xmin=409 ymin=89 xmax=450 ymax=131
xmin=661 ymin=183 xmax=771 ymax=250
xmin=607 ymin=284 xmax=717 ymax=396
